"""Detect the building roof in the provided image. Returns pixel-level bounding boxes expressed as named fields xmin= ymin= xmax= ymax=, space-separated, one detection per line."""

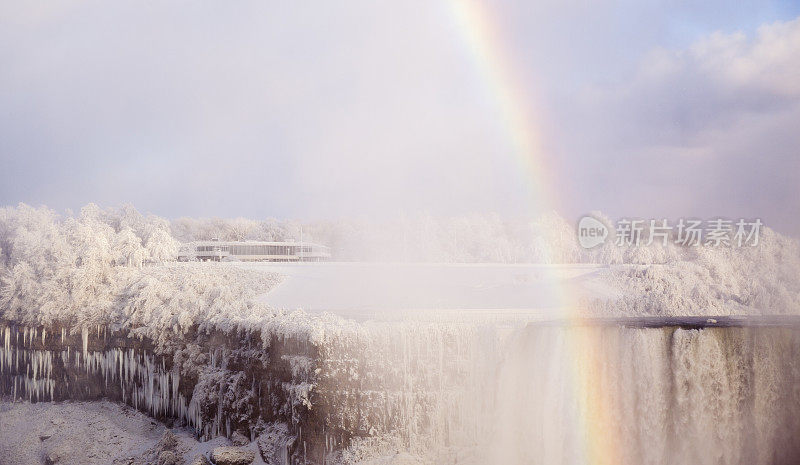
xmin=191 ymin=240 xmax=329 ymax=248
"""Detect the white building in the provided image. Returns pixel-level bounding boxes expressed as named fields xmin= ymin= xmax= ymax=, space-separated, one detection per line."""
xmin=179 ymin=239 xmax=331 ymax=262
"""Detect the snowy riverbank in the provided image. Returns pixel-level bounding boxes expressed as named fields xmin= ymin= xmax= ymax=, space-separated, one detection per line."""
xmin=0 ymin=400 xmax=243 ymax=465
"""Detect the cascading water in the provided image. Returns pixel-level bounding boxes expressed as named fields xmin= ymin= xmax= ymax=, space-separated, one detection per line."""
xmin=2 ymin=319 xmax=799 ymax=465
xmin=317 ymin=321 xmax=800 ymax=465
xmin=471 ymin=325 xmax=800 ymax=465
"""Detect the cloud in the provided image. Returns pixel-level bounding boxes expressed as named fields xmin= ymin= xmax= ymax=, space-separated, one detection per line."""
xmin=557 ymin=16 xmax=800 ymax=234
xmin=0 ymin=2 xmax=797 ymax=234
xmin=0 ymin=1 xmax=527 ymax=220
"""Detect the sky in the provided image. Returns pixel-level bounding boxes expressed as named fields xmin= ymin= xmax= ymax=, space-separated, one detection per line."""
xmin=1 ymin=0 xmax=799 ymax=234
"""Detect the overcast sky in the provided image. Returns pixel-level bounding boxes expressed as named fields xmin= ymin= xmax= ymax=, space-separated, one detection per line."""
xmin=1 ymin=1 xmax=799 ymax=233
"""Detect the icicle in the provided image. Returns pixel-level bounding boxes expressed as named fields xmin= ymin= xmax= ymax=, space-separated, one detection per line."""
xmin=2 ymin=326 xmax=10 ymax=373
xmin=82 ymin=326 xmax=89 ymax=356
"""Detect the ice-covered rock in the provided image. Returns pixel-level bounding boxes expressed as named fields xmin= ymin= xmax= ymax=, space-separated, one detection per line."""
xmin=256 ymin=423 xmax=294 ymax=464
xmin=230 ymin=430 xmax=249 ymax=446
xmin=42 ymin=444 xmax=71 ymax=465
xmin=157 ymin=450 xmax=180 ymax=465
xmin=157 ymin=431 xmax=178 ymax=451
xmin=210 ymin=446 xmax=255 ymax=465
xmin=190 ymin=454 xmax=211 ymax=465
xmin=43 ymin=450 xmax=60 ymax=465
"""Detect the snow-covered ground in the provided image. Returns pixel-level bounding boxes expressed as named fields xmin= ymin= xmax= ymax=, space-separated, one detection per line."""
xmin=0 ymin=400 xmax=161 ymax=465
xmin=241 ymin=262 xmax=616 ymax=319
xmin=0 ymin=400 xmax=264 ymax=465
xmin=0 ymin=399 xmax=440 ymax=465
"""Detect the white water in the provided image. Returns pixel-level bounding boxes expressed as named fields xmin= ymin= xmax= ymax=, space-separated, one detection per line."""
xmin=457 ymin=325 xmax=800 ymax=465
xmin=321 ymin=322 xmax=800 ymax=465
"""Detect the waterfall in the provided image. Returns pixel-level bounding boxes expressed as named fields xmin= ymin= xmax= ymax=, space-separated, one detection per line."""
xmin=2 ymin=320 xmax=800 ymax=465
xmin=317 ymin=322 xmax=800 ymax=465
xmin=482 ymin=325 xmax=800 ymax=465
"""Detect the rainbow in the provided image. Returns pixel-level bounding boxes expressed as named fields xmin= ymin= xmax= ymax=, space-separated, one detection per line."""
xmin=445 ymin=0 xmax=557 ymax=216
xmin=444 ymin=1 xmax=619 ymax=464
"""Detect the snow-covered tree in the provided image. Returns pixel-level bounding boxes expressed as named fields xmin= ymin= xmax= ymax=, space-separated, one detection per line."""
xmin=228 ymin=217 xmax=258 ymax=241
xmin=115 ymin=227 xmax=149 ymax=267
xmin=146 ymin=228 xmax=179 ymax=263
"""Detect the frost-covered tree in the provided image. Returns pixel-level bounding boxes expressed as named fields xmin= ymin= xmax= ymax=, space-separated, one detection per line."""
xmin=171 ymin=217 xmax=200 ymax=242
xmin=529 ymin=212 xmax=581 ymax=263
xmin=146 ymin=228 xmax=179 ymax=263
xmin=0 ymin=262 xmax=38 ymax=324
xmin=0 ymin=203 xmax=183 ymax=328
xmin=115 ymin=227 xmax=149 ymax=267
xmin=228 ymin=217 xmax=259 ymax=241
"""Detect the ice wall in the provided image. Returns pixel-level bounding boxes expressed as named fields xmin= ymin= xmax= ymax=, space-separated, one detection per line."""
xmin=0 ymin=324 xmax=191 ymax=423
xmin=0 ymin=321 xmax=315 ymax=462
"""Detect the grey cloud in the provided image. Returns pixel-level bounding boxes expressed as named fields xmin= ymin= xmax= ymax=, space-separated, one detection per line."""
xmin=554 ymin=17 xmax=800 ymax=234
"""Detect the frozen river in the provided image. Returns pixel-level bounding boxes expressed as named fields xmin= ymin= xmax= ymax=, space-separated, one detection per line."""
xmin=234 ymin=262 xmax=613 ymax=318
xmin=234 ymin=262 xmax=800 ymax=326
